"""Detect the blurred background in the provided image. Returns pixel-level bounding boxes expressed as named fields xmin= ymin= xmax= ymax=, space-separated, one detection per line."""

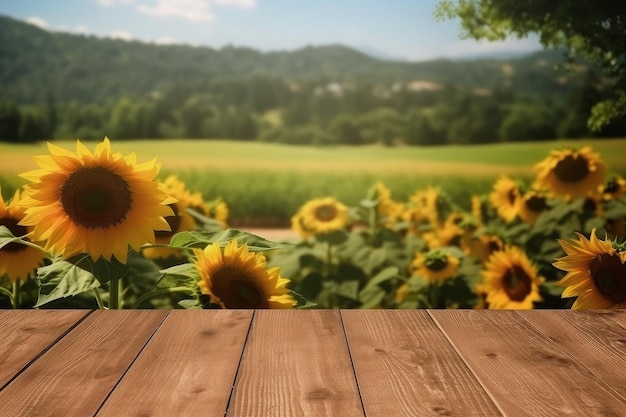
xmin=1 ymin=0 xmax=625 ymax=226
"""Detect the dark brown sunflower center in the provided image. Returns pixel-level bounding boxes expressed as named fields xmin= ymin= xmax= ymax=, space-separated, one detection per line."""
xmin=155 ymin=203 xmax=180 ymax=239
xmin=507 ymin=189 xmax=517 ymax=205
xmin=525 ymin=195 xmax=547 ymax=213
xmin=60 ymin=167 xmax=132 ymax=229
xmin=582 ymin=198 xmax=598 ymax=214
xmin=0 ymin=217 xmax=28 ymax=253
xmin=604 ymin=180 xmax=620 ymax=194
xmin=211 ymin=267 xmax=265 ymax=308
xmin=314 ymin=204 xmax=338 ymax=222
xmin=426 ymin=257 xmax=448 ymax=272
xmin=554 ymin=154 xmax=590 ymax=183
xmin=503 ymin=266 xmax=532 ymax=302
xmin=487 ymin=239 xmax=503 ymax=254
xmin=589 ymin=254 xmax=626 ymax=304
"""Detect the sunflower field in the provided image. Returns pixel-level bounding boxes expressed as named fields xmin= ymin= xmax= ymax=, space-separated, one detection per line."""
xmin=1 ymin=139 xmax=625 ymax=310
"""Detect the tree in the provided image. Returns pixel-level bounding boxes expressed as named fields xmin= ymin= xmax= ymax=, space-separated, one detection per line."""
xmin=0 ymin=101 xmax=21 ymax=142
xmin=436 ymin=0 xmax=626 ymax=130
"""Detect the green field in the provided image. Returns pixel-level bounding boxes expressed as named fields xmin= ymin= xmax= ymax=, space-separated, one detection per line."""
xmin=2 ymin=139 xmax=625 ymax=226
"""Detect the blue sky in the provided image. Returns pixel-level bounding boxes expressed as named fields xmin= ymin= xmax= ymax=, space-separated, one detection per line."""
xmin=0 ymin=0 xmax=541 ymax=61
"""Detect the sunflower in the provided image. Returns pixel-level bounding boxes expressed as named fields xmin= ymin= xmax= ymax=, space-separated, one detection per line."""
xmin=533 ymin=147 xmax=606 ymax=200
xmin=423 ymin=220 xmax=464 ymax=249
xmin=489 ymin=175 xmax=519 ymax=223
xmin=409 ymin=187 xmax=452 ymax=227
xmin=205 ymin=198 xmax=229 ymax=227
xmin=19 ymin=138 xmax=173 ymax=263
xmin=463 ymin=233 xmax=505 ymax=263
xmin=599 ymin=174 xmax=626 ymax=201
xmin=470 ymin=194 xmax=490 ymax=226
xmin=142 ymin=175 xmax=196 ymax=260
xmin=193 ymin=240 xmax=296 ymax=309
xmin=517 ymin=189 xmax=549 ymax=224
xmin=290 ymin=213 xmax=314 ymax=239
xmin=481 ymin=246 xmax=544 ymax=309
xmin=554 ymin=229 xmax=626 ymax=309
xmin=371 ymin=182 xmax=404 ymax=228
xmin=297 ymin=197 xmax=349 ymax=235
xmin=409 ymin=249 xmax=460 ymax=283
xmin=0 ymin=188 xmax=46 ymax=283
xmin=401 ymin=205 xmax=431 ymax=236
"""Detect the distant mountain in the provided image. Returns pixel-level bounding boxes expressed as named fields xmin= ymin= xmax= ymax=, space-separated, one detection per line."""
xmin=0 ymin=14 xmax=588 ymax=105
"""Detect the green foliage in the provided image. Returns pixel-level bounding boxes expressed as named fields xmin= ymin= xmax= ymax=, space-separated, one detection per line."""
xmin=436 ymin=0 xmax=626 ymax=130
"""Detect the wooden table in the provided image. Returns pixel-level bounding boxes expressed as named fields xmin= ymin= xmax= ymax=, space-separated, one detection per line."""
xmin=0 ymin=310 xmax=624 ymax=417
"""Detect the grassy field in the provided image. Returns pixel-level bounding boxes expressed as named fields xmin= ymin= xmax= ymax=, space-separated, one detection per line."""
xmin=2 ymin=138 xmax=625 ymax=226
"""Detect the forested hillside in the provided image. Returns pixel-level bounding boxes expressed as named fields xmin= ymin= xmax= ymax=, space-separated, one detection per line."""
xmin=1 ymin=14 xmax=624 ymax=145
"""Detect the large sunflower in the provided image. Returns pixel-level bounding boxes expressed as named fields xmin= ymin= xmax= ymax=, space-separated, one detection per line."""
xmin=297 ymin=197 xmax=349 ymax=235
xmin=0 ymin=188 xmax=46 ymax=282
xmin=193 ymin=240 xmax=296 ymax=308
xmin=142 ymin=175 xmax=196 ymax=260
xmin=533 ymin=147 xmax=606 ymax=200
xmin=19 ymin=138 xmax=173 ymax=263
xmin=481 ymin=246 xmax=544 ymax=309
xmin=489 ymin=175 xmax=519 ymax=223
xmin=409 ymin=249 xmax=459 ymax=283
xmin=554 ymin=229 xmax=626 ymax=309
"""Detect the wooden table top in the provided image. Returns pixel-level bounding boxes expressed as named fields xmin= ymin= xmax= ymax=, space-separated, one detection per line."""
xmin=0 ymin=309 xmax=624 ymax=417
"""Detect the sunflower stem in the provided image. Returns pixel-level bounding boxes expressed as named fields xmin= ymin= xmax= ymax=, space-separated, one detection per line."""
xmin=325 ymin=241 xmax=338 ymax=308
xmin=12 ymin=279 xmax=22 ymax=309
xmin=430 ymin=282 xmax=441 ymax=309
xmin=92 ymin=288 xmax=105 ymax=309
xmin=0 ymin=286 xmax=15 ymax=307
xmin=109 ymin=276 xmax=123 ymax=309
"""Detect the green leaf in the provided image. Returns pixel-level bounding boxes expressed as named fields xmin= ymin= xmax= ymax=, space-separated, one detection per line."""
xmin=359 ymin=286 xmax=386 ymax=308
xmin=159 ymin=263 xmax=197 ymax=279
xmin=169 ymin=229 xmax=291 ymax=252
xmin=314 ymin=229 xmax=349 ymax=245
xmin=35 ymin=260 xmax=101 ymax=307
xmin=178 ymin=298 xmax=202 ymax=309
xmin=0 ymin=225 xmax=27 ymax=251
xmin=291 ymin=291 xmax=317 ymax=309
xmin=336 ymin=280 xmax=360 ymax=300
xmin=66 ymin=254 xmax=130 ymax=286
xmin=364 ymin=248 xmax=387 ymax=275
xmin=363 ymin=266 xmax=400 ymax=291
xmin=543 ymin=281 xmax=565 ymax=297
xmin=186 ymin=208 xmax=225 ymax=232
xmin=298 ymin=271 xmax=324 ymax=300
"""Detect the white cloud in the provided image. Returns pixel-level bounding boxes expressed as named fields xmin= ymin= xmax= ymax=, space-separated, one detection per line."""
xmin=213 ymin=0 xmax=256 ymax=9
xmin=154 ymin=36 xmax=177 ymax=45
xmin=74 ymin=25 xmax=90 ymax=34
xmin=137 ymin=0 xmax=215 ymax=22
xmin=97 ymin=0 xmax=134 ymax=6
xmin=108 ymin=30 xmax=133 ymax=40
xmin=26 ymin=16 xmax=48 ymax=30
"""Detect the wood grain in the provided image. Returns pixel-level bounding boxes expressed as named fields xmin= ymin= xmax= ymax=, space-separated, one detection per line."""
xmin=96 ymin=310 xmax=253 ymax=417
xmin=0 ymin=310 xmax=89 ymax=389
xmin=430 ymin=310 xmax=626 ymax=417
xmin=0 ymin=310 xmax=168 ymax=417
xmin=342 ymin=309 xmax=502 ymax=417
xmin=227 ymin=310 xmax=364 ymax=417
xmin=519 ymin=310 xmax=626 ymax=396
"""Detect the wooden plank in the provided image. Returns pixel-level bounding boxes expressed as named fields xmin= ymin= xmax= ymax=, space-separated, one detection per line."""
xmin=0 ymin=310 xmax=89 ymax=390
xmin=430 ymin=310 xmax=626 ymax=417
xmin=227 ymin=310 xmax=364 ymax=417
xmin=520 ymin=310 xmax=626 ymax=392
xmin=342 ymin=310 xmax=502 ymax=417
xmin=96 ymin=310 xmax=253 ymax=417
xmin=0 ymin=310 xmax=168 ymax=417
